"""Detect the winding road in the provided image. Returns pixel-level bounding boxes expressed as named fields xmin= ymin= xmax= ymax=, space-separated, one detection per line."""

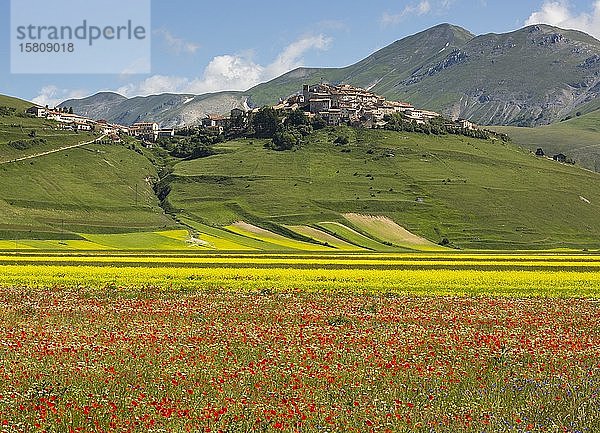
xmin=0 ymin=135 xmax=106 ymax=165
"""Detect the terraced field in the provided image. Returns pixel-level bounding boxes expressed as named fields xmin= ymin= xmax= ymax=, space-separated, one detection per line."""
xmin=0 ymin=217 xmax=447 ymax=252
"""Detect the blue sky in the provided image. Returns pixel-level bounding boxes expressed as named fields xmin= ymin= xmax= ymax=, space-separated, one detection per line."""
xmin=1 ymin=0 xmax=599 ymax=106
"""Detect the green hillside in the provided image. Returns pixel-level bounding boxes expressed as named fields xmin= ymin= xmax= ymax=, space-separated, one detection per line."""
xmin=0 ymin=94 xmax=175 ymax=240
xmin=164 ymin=127 xmax=600 ymax=250
xmin=3 ymin=93 xmax=600 ymax=251
xmin=492 ymin=110 xmax=600 ymax=172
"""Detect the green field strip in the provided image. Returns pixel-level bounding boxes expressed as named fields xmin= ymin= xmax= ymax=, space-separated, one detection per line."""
xmin=316 ymin=222 xmax=398 ymax=252
xmin=179 ymin=217 xmax=281 ymax=251
xmin=226 ymin=222 xmax=333 ymax=251
xmin=285 ymin=225 xmax=366 ymax=251
xmin=80 ymin=231 xmax=197 ymax=250
xmin=343 ymin=213 xmax=446 ymax=251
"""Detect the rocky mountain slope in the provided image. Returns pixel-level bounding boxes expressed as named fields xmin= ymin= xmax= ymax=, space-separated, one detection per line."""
xmin=60 ymin=91 xmax=248 ymax=128
xmin=249 ymin=24 xmax=600 ymax=126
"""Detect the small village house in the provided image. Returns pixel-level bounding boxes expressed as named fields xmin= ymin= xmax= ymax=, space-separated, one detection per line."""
xmin=26 ymin=106 xmax=48 ymax=118
xmin=129 ymin=122 xmax=159 ymax=141
xmin=553 ymin=153 xmax=567 ymax=163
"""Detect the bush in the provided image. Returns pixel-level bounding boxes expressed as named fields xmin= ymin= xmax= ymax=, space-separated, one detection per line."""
xmin=8 ymin=138 xmax=46 ymax=150
xmin=311 ymin=115 xmax=327 ymax=130
xmin=334 ymin=136 xmax=349 ymax=145
xmin=268 ymin=130 xmax=300 ymax=151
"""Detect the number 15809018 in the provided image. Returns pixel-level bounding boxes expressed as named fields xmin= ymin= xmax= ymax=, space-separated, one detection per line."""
xmin=19 ymin=42 xmax=75 ymax=53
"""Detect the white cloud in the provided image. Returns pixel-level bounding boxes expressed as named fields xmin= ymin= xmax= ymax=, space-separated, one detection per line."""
xmin=265 ymin=34 xmax=331 ymax=78
xmin=32 ymin=86 xmax=88 ymax=107
xmin=525 ymin=0 xmax=600 ymax=39
xmin=382 ymin=1 xmax=432 ymax=25
xmin=155 ymin=29 xmax=201 ymax=55
xmin=116 ymin=34 xmax=331 ymax=97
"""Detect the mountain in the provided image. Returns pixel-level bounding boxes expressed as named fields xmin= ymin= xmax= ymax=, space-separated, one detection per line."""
xmin=247 ymin=24 xmax=475 ymax=108
xmin=58 ymin=92 xmax=127 ymax=119
xmin=60 ymin=91 xmax=248 ymax=128
xmin=60 ymin=24 xmax=600 ymax=128
xmin=248 ymin=23 xmax=600 ymax=126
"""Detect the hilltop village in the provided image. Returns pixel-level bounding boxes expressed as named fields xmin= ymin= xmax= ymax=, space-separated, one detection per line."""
xmin=25 ymin=83 xmax=480 ymax=143
xmin=197 ymin=83 xmax=478 ymax=134
xmin=25 ymin=106 xmax=176 ymax=143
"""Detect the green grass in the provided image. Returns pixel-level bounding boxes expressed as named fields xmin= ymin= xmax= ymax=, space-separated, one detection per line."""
xmin=492 ymin=110 xmax=600 ymax=172
xmin=81 ymin=230 xmax=194 ymax=250
xmin=0 ymin=94 xmax=176 ymax=240
xmin=167 ymin=127 xmax=600 ymax=250
xmin=180 ymin=218 xmax=296 ymax=251
xmin=0 ymin=143 xmax=174 ymax=238
xmin=3 ymin=92 xmax=600 ymax=251
xmin=225 ymin=222 xmax=333 ymax=251
xmin=0 ymin=95 xmax=92 ymax=161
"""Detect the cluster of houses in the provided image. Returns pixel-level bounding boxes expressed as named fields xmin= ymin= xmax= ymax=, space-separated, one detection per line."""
xmin=25 ymin=106 xmax=175 ymax=143
xmin=196 ymin=83 xmax=478 ymax=133
xmin=25 ymin=82 xmax=479 ymax=144
xmin=199 ymin=109 xmax=246 ymax=135
xmin=272 ymin=83 xmax=475 ymax=129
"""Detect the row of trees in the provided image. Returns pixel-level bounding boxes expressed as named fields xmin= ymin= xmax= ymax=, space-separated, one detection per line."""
xmin=8 ymin=137 xmax=47 ymax=150
xmin=157 ymin=130 xmax=224 ymax=159
xmin=383 ymin=113 xmax=509 ymax=141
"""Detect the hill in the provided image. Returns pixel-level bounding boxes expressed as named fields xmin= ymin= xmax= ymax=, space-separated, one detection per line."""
xmin=4 ymin=93 xmax=600 ymax=251
xmin=248 ymin=24 xmax=600 ymax=127
xmin=492 ymin=110 xmax=600 ymax=172
xmin=161 ymin=126 xmax=600 ymax=250
xmin=0 ymin=94 xmax=175 ymax=241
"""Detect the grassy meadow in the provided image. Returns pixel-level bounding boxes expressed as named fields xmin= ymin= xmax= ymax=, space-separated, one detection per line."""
xmin=168 ymin=127 xmax=600 ymax=250
xmin=492 ymin=110 xmax=600 ymax=172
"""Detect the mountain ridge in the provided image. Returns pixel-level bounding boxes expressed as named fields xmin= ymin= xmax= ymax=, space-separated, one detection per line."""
xmin=59 ymin=23 xmax=600 ymax=128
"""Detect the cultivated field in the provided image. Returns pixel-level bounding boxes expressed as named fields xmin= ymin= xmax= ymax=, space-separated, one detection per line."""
xmin=0 ymin=252 xmax=599 ymax=432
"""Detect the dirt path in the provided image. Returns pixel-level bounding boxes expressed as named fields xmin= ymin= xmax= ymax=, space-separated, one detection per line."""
xmin=0 ymin=135 xmax=106 ymax=165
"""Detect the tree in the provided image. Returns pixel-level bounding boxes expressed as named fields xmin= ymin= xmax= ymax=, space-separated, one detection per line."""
xmin=68 ymin=107 xmax=74 ymax=114
xmin=252 ymin=107 xmax=280 ymax=138
xmin=285 ymin=110 xmax=309 ymax=127
xmin=311 ymin=115 xmax=327 ymax=130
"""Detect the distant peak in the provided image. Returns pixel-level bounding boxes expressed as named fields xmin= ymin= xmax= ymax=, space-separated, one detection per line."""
xmin=92 ymin=91 xmax=127 ymax=99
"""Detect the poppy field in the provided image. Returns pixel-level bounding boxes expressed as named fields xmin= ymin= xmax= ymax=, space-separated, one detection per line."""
xmin=0 ymin=252 xmax=599 ymax=432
